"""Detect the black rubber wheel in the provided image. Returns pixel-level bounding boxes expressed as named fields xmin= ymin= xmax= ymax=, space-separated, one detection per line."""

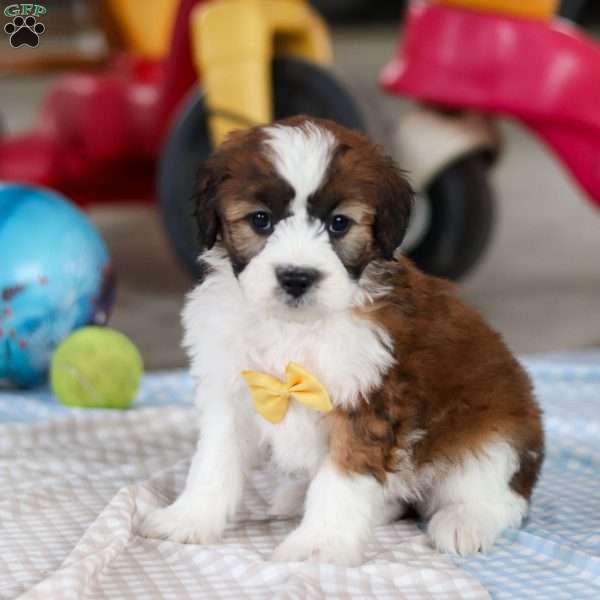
xmin=309 ymin=0 xmax=371 ymax=20
xmin=406 ymin=153 xmax=495 ymax=280
xmin=309 ymin=0 xmax=401 ymax=21
xmin=559 ymin=0 xmax=587 ymax=22
xmin=159 ymin=56 xmax=365 ymax=278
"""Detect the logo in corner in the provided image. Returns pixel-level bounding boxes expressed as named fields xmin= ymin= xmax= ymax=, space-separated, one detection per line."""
xmin=4 ymin=3 xmax=46 ymax=48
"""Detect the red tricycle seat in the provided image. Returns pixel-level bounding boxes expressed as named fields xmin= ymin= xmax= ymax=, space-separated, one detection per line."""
xmin=380 ymin=2 xmax=600 ymax=207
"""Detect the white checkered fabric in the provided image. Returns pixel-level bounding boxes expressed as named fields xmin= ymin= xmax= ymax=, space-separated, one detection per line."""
xmin=0 ymin=405 xmax=487 ymax=599
xmin=2 ymin=352 xmax=600 ymax=599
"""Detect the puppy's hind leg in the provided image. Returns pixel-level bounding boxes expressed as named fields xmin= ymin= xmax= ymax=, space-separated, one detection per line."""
xmin=426 ymin=441 xmax=528 ymax=556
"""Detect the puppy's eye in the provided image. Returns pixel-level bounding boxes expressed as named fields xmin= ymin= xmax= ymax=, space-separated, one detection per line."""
xmin=327 ymin=215 xmax=351 ymax=236
xmin=250 ymin=211 xmax=273 ymax=234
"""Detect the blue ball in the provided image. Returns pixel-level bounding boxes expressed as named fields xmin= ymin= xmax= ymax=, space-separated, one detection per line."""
xmin=0 ymin=184 xmax=114 ymax=387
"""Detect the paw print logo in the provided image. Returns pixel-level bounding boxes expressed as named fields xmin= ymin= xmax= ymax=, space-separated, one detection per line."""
xmin=4 ymin=15 xmax=45 ymax=48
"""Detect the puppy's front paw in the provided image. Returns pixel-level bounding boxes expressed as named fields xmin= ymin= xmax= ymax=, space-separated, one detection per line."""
xmin=427 ymin=504 xmax=501 ymax=556
xmin=272 ymin=526 xmax=364 ymax=566
xmin=139 ymin=500 xmax=225 ymax=544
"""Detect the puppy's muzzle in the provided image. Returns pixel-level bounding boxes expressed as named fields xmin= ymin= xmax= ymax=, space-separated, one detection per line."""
xmin=276 ymin=266 xmax=322 ymax=299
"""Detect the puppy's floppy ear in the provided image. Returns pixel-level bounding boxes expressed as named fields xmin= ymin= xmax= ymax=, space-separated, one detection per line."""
xmin=374 ymin=157 xmax=414 ymax=260
xmin=194 ymin=158 xmax=229 ymax=250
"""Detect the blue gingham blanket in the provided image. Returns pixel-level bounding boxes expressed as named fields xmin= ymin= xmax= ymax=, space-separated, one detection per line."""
xmin=1 ymin=354 xmax=599 ymax=599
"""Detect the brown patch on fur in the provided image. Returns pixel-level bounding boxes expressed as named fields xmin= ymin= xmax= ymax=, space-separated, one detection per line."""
xmin=337 ymin=201 xmax=376 ymax=226
xmin=194 ymin=127 xmax=294 ymax=273
xmin=329 ymin=258 xmax=544 ymax=501
xmin=222 ymin=219 xmax=268 ymax=264
xmin=325 ymin=200 xmax=377 ymax=273
xmin=328 ymin=385 xmax=416 ymax=484
xmin=220 ymin=198 xmax=268 ymax=223
xmin=299 ymin=116 xmax=414 ymax=269
xmin=219 ymin=198 xmax=270 ymax=263
xmin=334 ymin=226 xmax=376 ymax=273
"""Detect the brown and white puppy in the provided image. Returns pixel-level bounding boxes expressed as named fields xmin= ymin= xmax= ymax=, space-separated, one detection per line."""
xmin=140 ymin=116 xmax=544 ymax=565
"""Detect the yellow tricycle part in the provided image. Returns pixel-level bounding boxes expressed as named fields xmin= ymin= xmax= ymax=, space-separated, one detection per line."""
xmin=191 ymin=0 xmax=332 ymax=146
xmin=104 ymin=0 xmax=179 ymax=58
xmin=433 ymin=0 xmax=558 ymax=20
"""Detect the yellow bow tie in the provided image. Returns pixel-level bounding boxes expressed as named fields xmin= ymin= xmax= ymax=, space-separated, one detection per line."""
xmin=241 ymin=362 xmax=333 ymax=424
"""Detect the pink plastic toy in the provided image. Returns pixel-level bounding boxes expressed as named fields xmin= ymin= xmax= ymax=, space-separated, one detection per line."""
xmin=379 ymin=0 xmax=600 ymax=278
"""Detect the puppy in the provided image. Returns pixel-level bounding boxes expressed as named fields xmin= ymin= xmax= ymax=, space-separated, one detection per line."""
xmin=141 ymin=116 xmax=544 ymax=565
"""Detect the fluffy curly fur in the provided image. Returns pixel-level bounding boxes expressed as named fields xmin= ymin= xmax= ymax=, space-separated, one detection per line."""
xmin=140 ymin=117 xmax=543 ymax=566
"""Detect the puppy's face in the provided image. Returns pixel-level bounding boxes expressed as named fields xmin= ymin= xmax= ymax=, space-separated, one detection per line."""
xmin=195 ymin=117 xmax=412 ymax=317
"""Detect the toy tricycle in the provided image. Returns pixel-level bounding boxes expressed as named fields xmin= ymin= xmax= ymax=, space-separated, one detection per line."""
xmin=0 ymin=0 xmax=363 ymax=277
xmin=381 ymin=0 xmax=600 ymax=278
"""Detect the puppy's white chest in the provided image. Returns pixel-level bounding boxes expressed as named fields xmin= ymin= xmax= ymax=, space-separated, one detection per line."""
xmin=255 ymin=405 xmax=328 ymax=475
xmin=243 ymin=312 xmax=395 ymax=475
xmin=243 ymin=311 xmax=394 ymax=410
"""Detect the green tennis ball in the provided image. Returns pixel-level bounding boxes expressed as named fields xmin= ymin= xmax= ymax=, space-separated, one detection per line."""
xmin=50 ymin=327 xmax=143 ymax=409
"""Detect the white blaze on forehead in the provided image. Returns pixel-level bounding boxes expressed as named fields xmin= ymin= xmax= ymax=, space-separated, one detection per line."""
xmin=263 ymin=122 xmax=336 ymax=213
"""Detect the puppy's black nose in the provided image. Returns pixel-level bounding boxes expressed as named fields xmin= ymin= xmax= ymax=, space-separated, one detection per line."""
xmin=276 ymin=266 xmax=321 ymax=298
